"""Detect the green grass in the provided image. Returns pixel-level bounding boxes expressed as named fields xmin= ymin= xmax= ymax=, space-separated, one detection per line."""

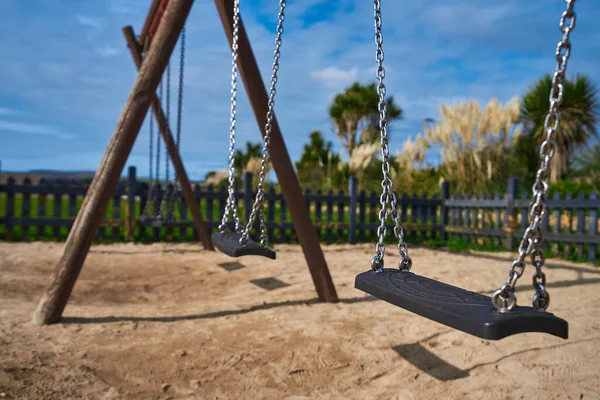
xmin=0 ymin=192 xmax=597 ymax=266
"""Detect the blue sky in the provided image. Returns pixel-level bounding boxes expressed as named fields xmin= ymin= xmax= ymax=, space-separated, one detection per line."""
xmin=0 ymin=0 xmax=599 ymax=180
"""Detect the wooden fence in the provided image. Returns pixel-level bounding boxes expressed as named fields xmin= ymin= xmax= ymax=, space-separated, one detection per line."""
xmin=1 ymin=166 xmax=599 ymax=263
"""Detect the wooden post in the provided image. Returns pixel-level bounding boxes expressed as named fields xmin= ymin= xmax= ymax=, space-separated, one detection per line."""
xmin=589 ymin=191 xmax=598 ymax=263
xmin=243 ymin=172 xmax=253 ymax=224
xmin=504 ymin=177 xmax=519 ymax=251
xmin=348 ymin=176 xmax=357 ymax=245
xmin=214 ymin=0 xmax=338 ymax=303
xmin=123 ymin=25 xmax=214 ymax=250
xmin=32 ymin=0 xmax=194 ymax=325
xmin=4 ymin=177 xmax=15 ymax=240
xmin=126 ymin=166 xmax=137 ymax=241
xmin=440 ymin=180 xmax=450 ymax=242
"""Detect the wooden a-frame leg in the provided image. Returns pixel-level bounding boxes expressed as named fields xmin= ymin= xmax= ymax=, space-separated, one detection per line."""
xmin=32 ymin=0 xmax=195 ymax=325
xmin=123 ymin=25 xmax=214 ymax=251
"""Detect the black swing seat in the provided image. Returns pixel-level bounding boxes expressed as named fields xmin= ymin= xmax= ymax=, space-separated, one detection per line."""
xmin=211 ymin=231 xmax=276 ymax=259
xmin=355 ymin=269 xmax=568 ymax=341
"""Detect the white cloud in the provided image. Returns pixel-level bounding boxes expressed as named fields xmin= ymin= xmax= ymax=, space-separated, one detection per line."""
xmin=76 ymin=15 xmax=102 ymax=30
xmin=310 ymin=66 xmax=359 ymax=90
xmin=0 ymin=120 xmax=73 ymax=139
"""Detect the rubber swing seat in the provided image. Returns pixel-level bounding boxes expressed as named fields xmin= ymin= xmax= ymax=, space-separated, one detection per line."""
xmin=211 ymin=231 xmax=276 ymax=259
xmin=355 ymin=268 xmax=568 ymax=341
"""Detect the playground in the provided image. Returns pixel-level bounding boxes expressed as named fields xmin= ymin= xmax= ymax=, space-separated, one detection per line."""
xmin=1 ymin=241 xmax=599 ymax=399
xmin=2 ymin=0 xmax=599 ymax=398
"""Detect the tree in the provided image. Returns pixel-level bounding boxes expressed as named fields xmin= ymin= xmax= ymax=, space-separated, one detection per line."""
xmin=520 ymin=74 xmax=599 ymax=182
xmin=571 ymin=144 xmax=600 ymax=191
xmin=295 ymin=130 xmax=341 ymax=190
xmin=329 ymin=82 xmax=402 ymax=158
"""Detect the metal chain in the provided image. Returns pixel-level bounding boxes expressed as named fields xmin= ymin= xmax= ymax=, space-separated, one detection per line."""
xmin=370 ymin=0 xmax=411 ymax=273
xmin=219 ymin=0 xmax=243 ymax=233
xmin=165 ymin=62 xmax=171 ymax=186
xmin=175 ymin=27 xmax=185 ymax=181
xmin=163 ymin=63 xmax=172 ymax=219
xmin=492 ymin=0 xmax=577 ymax=313
xmin=167 ymin=28 xmax=186 ymax=220
xmin=155 ymin=80 xmax=163 ymax=218
xmin=240 ymin=0 xmax=286 ymax=247
xmin=143 ymin=109 xmax=154 ymax=217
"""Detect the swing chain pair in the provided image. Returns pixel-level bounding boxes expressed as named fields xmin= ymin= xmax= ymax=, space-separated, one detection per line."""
xmin=370 ymin=0 xmax=411 ymax=273
xmin=219 ymin=0 xmax=243 ymax=234
xmin=492 ymin=0 xmax=576 ymax=313
xmin=239 ymin=0 xmax=286 ymax=248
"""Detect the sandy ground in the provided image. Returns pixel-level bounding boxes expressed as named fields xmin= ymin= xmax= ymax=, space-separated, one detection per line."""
xmin=1 ymin=241 xmax=599 ymax=400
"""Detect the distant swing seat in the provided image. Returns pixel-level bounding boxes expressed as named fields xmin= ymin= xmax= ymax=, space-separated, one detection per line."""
xmin=211 ymin=231 xmax=276 ymax=259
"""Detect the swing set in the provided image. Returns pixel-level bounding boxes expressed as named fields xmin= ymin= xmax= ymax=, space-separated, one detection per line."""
xmin=33 ymin=0 xmax=338 ymax=326
xmin=34 ymin=0 xmax=577 ymax=343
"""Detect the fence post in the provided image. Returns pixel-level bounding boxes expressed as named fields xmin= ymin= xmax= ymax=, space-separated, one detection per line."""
xmin=243 ymin=172 xmax=253 ymax=225
xmin=589 ymin=191 xmax=598 ymax=263
xmin=439 ymin=180 xmax=450 ymax=242
xmin=504 ymin=177 xmax=519 ymax=251
xmin=126 ymin=166 xmax=137 ymax=241
xmin=348 ymin=176 xmax=358 ymax=244
xmin=5 ymin=177 xmax=15 ymax=240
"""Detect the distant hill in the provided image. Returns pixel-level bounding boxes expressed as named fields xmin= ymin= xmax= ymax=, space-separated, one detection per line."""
xmin=0 ymin=169 xmax=204 ymax=185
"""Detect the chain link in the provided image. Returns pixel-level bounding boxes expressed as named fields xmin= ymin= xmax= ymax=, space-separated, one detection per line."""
xmin=142 ymin=104 xmax=155 ymax=218
xmin=219 ymin=0 xmax=243 ymax=233
xmin=165 ymin=63 xmax=171 ymax=187
xmin=240 ymin=0 xmax=286 ymax=247
xmin=492 ymin=0 xmax=576 ymax=312
xmin=164 ymin=63 xmax=173 ymax=219
xmin=370 ymin=0 xmax=411 ymax=272
xmin=155 ymin=80 xmax=163 ymax=218
xmin=176 ymin=27 xmax=185 ymax=179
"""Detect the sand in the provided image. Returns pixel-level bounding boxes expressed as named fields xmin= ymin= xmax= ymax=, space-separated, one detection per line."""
xmin=0 ymin=241 xmax=599 ymax=400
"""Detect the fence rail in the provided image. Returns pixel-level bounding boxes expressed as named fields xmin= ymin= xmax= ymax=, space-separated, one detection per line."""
xmin=1 ymin=167 xmax=598 ymax=263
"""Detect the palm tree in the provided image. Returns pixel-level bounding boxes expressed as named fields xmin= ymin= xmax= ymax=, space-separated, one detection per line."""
xmin=234 ymin=141 xmax=262 ymax=174
xmin=329 ymin=82 xmax=402 ymax=158
xmin=571 ymin=144 xmax=600 ymax=191
xmin=520 ymin=74 xmax=599 ymax=182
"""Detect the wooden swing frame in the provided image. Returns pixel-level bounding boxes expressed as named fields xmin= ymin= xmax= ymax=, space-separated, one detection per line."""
xmin=33 ymin=0 xmax=338 ymax=325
